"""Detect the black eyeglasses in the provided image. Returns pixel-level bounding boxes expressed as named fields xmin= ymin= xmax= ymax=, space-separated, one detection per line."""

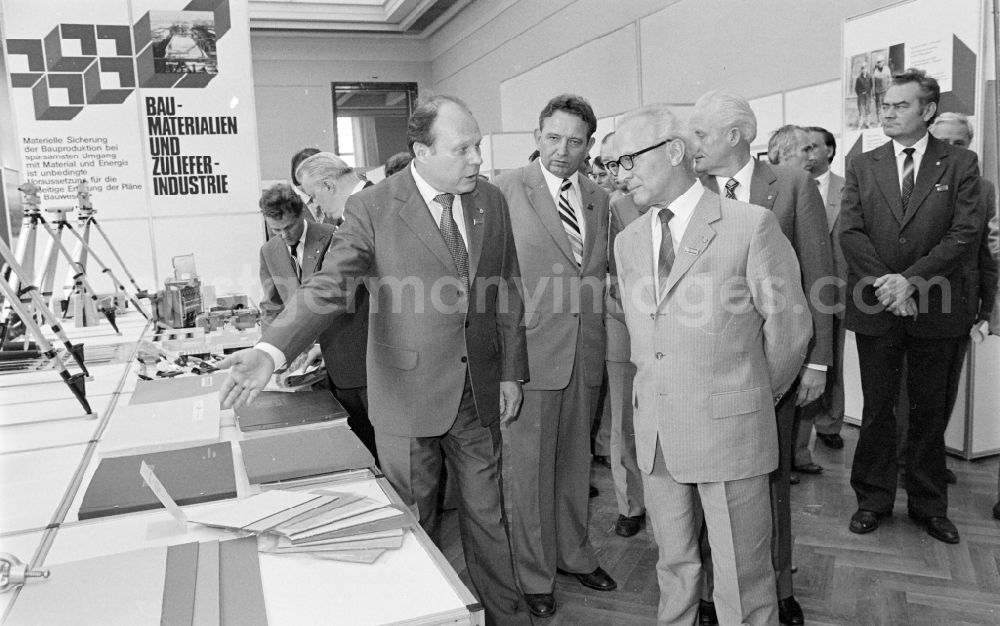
xmin=605 ymin=139 xmax=672 ymax=175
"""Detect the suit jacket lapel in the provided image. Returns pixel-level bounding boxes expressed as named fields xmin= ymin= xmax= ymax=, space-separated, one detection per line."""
xmin=749 ymin=160 xmax=777 ymax=210
xmin=900 ymin=137 xmax=948 ymax=229
xmin=397 ymin=169 xmax=458 ymax=274
xmin=527 ymin=161 xmax=576 ymax=265
xmin=578 ymin=179 xmax=600 ymax=267
xmin=301 ymin=225 xmax=331 ymax=280
xmin=461 ymin=187 xmax=484 ymax=281
xmin=871 ymin=141 xmax=905 ymax=223
xmin=629 ymin=213 xmax=657 ymax=307
xmin=660 ymin=192 xmax=719 ymax=303
xmin=826 ymin=174 xmax=844 ymax=234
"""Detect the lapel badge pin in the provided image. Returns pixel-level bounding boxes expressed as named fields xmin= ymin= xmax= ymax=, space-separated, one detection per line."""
xmin=478 ymin=208 xmax=484 ymax=213
xmin=586 ymin=203 xmax=593 ymax=211
xmin=473 ymin=218 xmax=484 ymax=225
xmin=684 ymin=246 xmax=699 ymax=255
xmin=935 ymin=184 xmax=948 ymax=191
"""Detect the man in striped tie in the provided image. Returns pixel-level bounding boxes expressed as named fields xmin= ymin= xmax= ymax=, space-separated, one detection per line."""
xmin=841 ymin=69 xmax=987 ymax=546
xmin=495 ymin=94 xmax=614 ymax=618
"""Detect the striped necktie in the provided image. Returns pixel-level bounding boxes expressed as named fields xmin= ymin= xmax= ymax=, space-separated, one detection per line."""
xmin=435 ymin=193 xmax=469 ymax=290
xmin=558 ymin=179 xmax=584 ymax=266
xmin=901 ymin=147 xmax=915 ymax=211
xmin=724 ymin=178 xmax=739 ymax=199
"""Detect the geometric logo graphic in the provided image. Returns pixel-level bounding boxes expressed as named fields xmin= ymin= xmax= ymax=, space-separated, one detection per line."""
xmin=5 ymin=0 xmax=230 ymax=120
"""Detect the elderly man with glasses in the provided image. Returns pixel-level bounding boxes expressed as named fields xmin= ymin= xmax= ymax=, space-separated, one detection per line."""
xmin=608 ymin=103 xmax=811 ymax=626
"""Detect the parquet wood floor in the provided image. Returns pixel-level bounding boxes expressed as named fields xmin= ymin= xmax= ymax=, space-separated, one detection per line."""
xmin=438 ymin=425 xmax=1000 ymax=625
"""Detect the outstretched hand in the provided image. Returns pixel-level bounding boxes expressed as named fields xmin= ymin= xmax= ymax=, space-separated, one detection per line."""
xmin=217 ymin=348 xmax=276 ymax=410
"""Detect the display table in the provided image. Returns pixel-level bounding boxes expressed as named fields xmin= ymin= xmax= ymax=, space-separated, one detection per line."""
xmin=0 ymin=315 xmax=483 ymax=625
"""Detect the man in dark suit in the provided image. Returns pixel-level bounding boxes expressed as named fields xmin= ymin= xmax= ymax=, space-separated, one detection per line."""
xmin=290 ymin=152 xmax=376 ymax=460
xmin=221 ymin=95 xmax=533 ymax=625
xmin=841 ymin=69 xmax=987 ymax=546
xmin=495 ymin=94 xmax=615 ymax=618
xmin=689 ymin=90 xmax=834 ymax=626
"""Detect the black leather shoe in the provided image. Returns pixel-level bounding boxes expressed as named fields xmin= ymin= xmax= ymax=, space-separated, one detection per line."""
xmin=945 ymin=468 xmax=957 ymax=484
xmin=559 ymin=566 xmax=617 ymax=591
xmin=816 ymin=432 xmax=844 ymax=449
xmin=698 ymin=599 xmax=719 ymax=625
xmin=589 ymin=484 xmax=599 ymax=498
xmin=792 ymin=462 xmax=823 ymax=474
xmin=778 ymin=595 xmax=804 ymax=625
xmin=993 ymin=501 xmax=1000 ymax=521
xmin=523 ymin=593 xmax=555 ymax=618
xmin=615 ymin=513 xmax=644 ymax=537
xmin=849 ymin=509 xmax=888 ymax=534
xmin=789 ymin=473 xmax=800 ymax=485
xmin=909 ymin=513 xmax=960 ymax=544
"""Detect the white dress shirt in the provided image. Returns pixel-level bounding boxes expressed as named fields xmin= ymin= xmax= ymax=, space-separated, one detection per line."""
xmin=539 ymin=163 xmax=586 ymax=244
xmin=650 ymin=180 xmax=703 ymax=298
xmin=410 ymin=162 xmax=469 ymax=250
xmin=892 ymin=132 xmax=928 ymax=192
xmin=713 ymin=157 xmax=755 ymax=203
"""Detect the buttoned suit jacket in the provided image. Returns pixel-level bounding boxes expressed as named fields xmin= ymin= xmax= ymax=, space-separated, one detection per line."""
xmin=606 ymin=194 xmax=642 ymax=363
xmin=263 ymin=167 xmax=529 ymax=437
xmin=839 ymin=135 xmax=985 ymax=337
xmin=704 ymin=161 xmax=835 ymax=367
xmin=614 ymin=189 xmax=812 ymax=483
xmin=495 ymin=160 xmax=609 ymax=389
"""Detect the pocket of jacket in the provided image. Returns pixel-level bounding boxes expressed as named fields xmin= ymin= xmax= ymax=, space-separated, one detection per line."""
xmin=372 ymin=342 xmax=418 ymax=371
xmin=710 ymin=388 xmax=761 ymax=419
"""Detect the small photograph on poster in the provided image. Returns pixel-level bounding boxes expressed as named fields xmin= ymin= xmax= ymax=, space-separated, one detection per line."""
xmin=150 ymin=11 xmax=218 ymax=75
xmin=869 ymin=48 xmax=894 ymax=127
xmin=847 ymin=52 xmax=872 ymax=130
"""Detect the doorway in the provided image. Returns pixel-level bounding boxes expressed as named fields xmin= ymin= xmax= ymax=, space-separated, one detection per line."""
xmin=331 ymin=83 xmax=418 ymax=169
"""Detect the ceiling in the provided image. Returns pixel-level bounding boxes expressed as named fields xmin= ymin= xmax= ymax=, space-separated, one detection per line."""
xmin=248 ymin=0 xmax=470 ymax=35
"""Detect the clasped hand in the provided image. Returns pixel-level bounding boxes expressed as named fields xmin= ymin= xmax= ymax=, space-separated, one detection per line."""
xmin=873 ymin=273 xmax=914 ymax=311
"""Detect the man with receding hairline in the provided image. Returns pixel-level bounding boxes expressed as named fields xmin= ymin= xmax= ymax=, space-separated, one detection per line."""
xmin=220 ymin=95 xmax=532 ymax=625
xmin=609 ymin=102 xmax=810 ymax=626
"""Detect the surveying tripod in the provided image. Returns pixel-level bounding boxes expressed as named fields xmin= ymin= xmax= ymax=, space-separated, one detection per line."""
xmin=65 ymin=181 xmax=151 ymax=320
xmin=0 ymin=235 xmax=92 ymax=413
xmin=0 ymin=183 xmax=118 ymax=348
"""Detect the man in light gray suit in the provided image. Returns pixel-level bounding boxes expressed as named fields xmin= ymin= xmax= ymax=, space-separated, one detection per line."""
xmin=495 ymin=94 xmax=615 ymax=619
xmin=608 ymin=103 xmax=811 ymax=626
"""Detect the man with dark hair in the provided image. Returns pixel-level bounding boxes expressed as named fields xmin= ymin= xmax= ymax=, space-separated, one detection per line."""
xmin=495 ymin=94 xmax=615 ymax=618
xmin=256 ymin=182 xmax=379 ymax=455
xmin=221 ymin=94 xmax=532 ymax=624
xmin=794 ymin=126 xmax=849 ymax=459
xmin=290 ymin=147 xmax=321 ymax=220
xmin=383 ymin=151 xmax=412 ymax=177
xmin=841 ymin=69 xmax=986 ymax=545
xmin=689 ymin=90 xmax=833 ymax=626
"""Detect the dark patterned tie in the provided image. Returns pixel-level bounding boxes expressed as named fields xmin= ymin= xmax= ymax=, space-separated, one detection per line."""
xmin=658 ymin=208 xmax=675 ymax=295
xmin=724 ymin=178 xmax=739 ymax=199
xmin=901 ymin=147 xmax=915 ymax=211
xmin=558 ymin=179 xmax=584 ymax=266
xmin=435 ymin=193 xmax=469 ymax=290
xmin=289 ymin=241 xmax=301 ymax=282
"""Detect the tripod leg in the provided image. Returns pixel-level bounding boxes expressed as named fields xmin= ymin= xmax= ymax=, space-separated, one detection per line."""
xmin=79 ymin=218 xmax=151 ymax=319
xmin=0 ymin=278 xmax=91 ymax=414
xmin=36 ymin=217 xmax=119 ymax=334
xmin=89 ymin=218 xmax=150 ymax=298
xmin=0 ymin=238 xmax=91 ymax=376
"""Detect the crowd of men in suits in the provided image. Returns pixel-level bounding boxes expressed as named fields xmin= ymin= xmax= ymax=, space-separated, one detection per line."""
xmin=220 ymin=67 xmax=999 ymax=626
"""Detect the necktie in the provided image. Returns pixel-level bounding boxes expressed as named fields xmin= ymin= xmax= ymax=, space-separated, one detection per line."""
xmin=657 ymin=208 xmax=675 ymax=295
xmin=558 ymin=179 xmax=584 ymax=266
xmin=435 ymin=193 xmax=469 ymax=289
xmin=901 ymin=147 xmax=915 ymax=211
xmin=724 ymin=178 xmax=739 ymax=199
xmin=289 ymin=241 xmax=302 ymax=282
